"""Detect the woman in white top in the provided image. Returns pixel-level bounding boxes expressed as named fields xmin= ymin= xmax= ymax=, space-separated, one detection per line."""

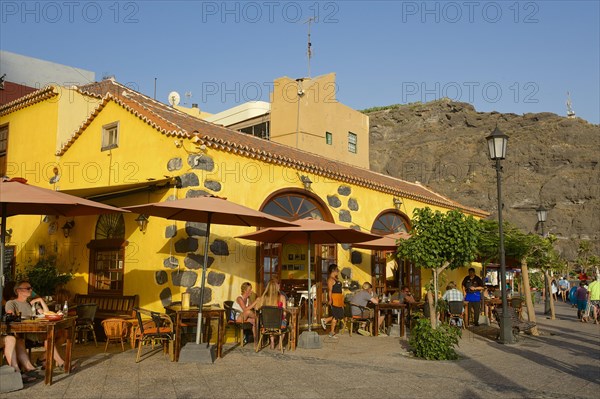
xmin=233 ymin=282 xmax=258 ymax=341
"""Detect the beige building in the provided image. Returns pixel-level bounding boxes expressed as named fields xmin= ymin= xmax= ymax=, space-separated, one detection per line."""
xmin=198 ymin=73 xmax=370 ymax=169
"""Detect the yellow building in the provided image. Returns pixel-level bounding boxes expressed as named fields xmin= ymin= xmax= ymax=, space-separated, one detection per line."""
xmin=0 ymin=79 xmax=487 ymax=321
xmin=202 ymin=73 xmax=370 ymax=169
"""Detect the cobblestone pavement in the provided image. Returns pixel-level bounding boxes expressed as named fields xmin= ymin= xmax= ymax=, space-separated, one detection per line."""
xmin=2 ymin=301 xmax=598 ymax=399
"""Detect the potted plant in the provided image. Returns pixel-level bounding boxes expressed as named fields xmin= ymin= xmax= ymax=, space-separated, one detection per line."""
xmin=18 ymin=257 xmax=73 ymax=298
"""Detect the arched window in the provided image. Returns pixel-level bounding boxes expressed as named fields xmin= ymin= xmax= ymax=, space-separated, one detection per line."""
xmin=88 ymin=214 xmax=127 ymax=294
xmin=372 ymin=212 xmax=409 ymax=235
xmin=262 ymin=194 xmax=324 ymax=221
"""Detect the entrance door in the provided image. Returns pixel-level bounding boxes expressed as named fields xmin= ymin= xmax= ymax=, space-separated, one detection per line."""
xmin=258 ymin=191 xmax=335 ymax=321
xmin=370 ymin=211 xmax=412 ymax=294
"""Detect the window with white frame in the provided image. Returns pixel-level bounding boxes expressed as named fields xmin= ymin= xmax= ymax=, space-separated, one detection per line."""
xmin=101 ymin=122 xmax=119 ymax=151
xmin=348 ymin=132 xmax=357 ymax=153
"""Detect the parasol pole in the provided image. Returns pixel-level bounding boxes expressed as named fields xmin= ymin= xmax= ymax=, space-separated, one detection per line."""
xmin=307 ymin=232 xmax=312 ymax=332
xmin=196 ymin=212 xmax=212 ymax=345
xmin=0 ymin=205 xmax=6 ymax=319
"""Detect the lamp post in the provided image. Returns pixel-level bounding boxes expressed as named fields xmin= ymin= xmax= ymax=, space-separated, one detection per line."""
xmin=536 ymin=205 xmax=550 ymax=314
xmin=486 ymin=127 xmax=515 ymax=344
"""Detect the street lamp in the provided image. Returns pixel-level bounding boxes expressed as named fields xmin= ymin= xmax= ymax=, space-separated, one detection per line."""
xmin=536 ymin=205 xmax=550 ymax=314
xmin=486 ymin=127 xmax=515 ymax=344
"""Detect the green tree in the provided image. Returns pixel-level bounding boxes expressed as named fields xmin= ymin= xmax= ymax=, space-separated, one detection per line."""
xmin=397 ymin=208 xmax=480 ymax=328
xmin=477 ymin=220 xmax=541 ymax=334
xmin=576 ymin=241 xmax=600 ymax=276
xmin=526 ymin=234 xmax=565 ymax=319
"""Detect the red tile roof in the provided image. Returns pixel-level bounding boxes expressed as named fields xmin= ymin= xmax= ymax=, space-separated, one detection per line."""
xmin=0 ymin=82 xmax=38 ymax=106
xmin=11 ymin=79 xmax=489 ymax=217
xmin=0 ymin=84 xmax=57 ymax=115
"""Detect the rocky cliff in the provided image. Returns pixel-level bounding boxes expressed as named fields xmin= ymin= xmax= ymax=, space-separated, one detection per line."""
xmin=367 ymin=99 xmax=599 ymax=261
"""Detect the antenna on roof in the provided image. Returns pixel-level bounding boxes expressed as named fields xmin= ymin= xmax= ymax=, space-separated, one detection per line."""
xmin=566 ymin=91 xmax=576 ymax=118
xmin=185 ymin=91 xmax=192 ymax=105
xmin=304 ymin=17 xmax=315 ymax=78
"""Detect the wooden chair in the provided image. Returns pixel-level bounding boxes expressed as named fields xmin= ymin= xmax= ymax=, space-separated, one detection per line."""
xmin=101 ymin=318 xmax=131 ymax=352
xmin=341 ymin=302 xmax=372 ymax=336
xmin=255 ymin=306 xmax=287 ymax=353
xmin=133 ymin=308 xmax=174 ymax=363
xmin=75 ymin=303 xmax=98 ymax=346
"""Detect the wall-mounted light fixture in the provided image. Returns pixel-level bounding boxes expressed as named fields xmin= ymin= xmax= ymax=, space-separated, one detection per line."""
xmin=62 ymin=220 xmax=75 ymax=238
xmin=135 ymin=214 xmax=149 ymax=233
xmin=393 ymin=197 xmax=402 ymax=210
xmin=5 ymin=228 xmax=13 ymax=242
xmin=300 ymin=175 xmax=312 ymax=190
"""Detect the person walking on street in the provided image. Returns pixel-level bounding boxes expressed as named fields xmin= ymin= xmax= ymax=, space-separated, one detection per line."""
xmin=575 ymin=281 xmax=589 ymax=322
xmin=587 ymin=276 xmax=600 ymax=324
xmin=320 ymin=264 xmax=344 ymax=339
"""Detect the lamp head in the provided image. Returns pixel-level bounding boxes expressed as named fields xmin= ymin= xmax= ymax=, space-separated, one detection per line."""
xmin=486 ymin=126 xmax=509 ymax=160
xmin=536 ymin=205 xmax=548 ymax=223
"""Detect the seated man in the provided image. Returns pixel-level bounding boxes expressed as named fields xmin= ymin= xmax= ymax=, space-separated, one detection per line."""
xmin=391 ymin=286 xmax=416 ymax=305
xmin=351 ymin=282 xmax=384 ymax=335
xmin=442 ymin=282 xmax=464 ymax=326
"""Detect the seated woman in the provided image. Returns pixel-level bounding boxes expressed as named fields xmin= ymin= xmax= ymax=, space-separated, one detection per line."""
xmin=232 ymin=282 xmax=258 ymax=342
xmin=4 ymin=280 xmax=68 ymax=372
xmin=255 ymin=279 xmax=287 ymax=349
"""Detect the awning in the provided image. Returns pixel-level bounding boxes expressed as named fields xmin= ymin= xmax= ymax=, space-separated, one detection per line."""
xmin=59 ymin=178 xmax=174 ymax=201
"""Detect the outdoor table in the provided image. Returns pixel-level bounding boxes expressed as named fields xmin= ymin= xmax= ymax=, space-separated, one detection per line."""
xmin=164 ymin=305 xmax=224 ymax=361
xmin=1 ymin=316 xmax=77 ymax=385
xmin=374 ymin=302 xmax=406 ymax=337
xmin=285 ymin=306 xmax=300 ymax=350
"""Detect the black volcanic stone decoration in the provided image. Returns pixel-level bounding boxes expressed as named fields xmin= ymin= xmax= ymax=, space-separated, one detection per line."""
xmin=174 ymin=237 xmax=198 ymax=253
xmin=327 ymin=195 xmax=341 ymax=208
xmin=186 ymin=222 xmax=207 ymax=237
xmin=159 ymin=287 xmax=172 ymax=307
xmin=210 ymin=239 xmax=229 ymax=256
xmin=350 ymin=225 xmax=361 ymax=231
xmin=351 ymin=251 xmax=362 ymax=265
xmin=179 ymin=172 xmax=199 ymax=188
xmin=167 ymin=158 xmax=183 ymax=171
xmin=207 ymin=271 xmax=226 ymax=287
xmin=341 ymin=243 xmax=352 ymax=251
xmin=163 ymin=256 xmax=179 ymax=269
xmin=189 ymin=286 xmax=211 ymax=306
xmin=348 ymin=198 xmax=359 ymax=211
xmin=338 ymin=186 xmax=351 ymax=196
xmin=188 ymin=154 xmax=215 ymax=171
xmin=186 ymin=189 xmax=210 ymax=198
xmin=165 ymin=225 xmax=177 ymax=238
xmin=204 ymin=180 xmax=222 ymax=192
xmin=155 ymin=270 xmax=168 ymax=285
xmin=339 ymin=210 xmax=352 ymax=223
xmin=171 ymin=270 xmax=197 ymax=287
xmin=184 ymin=253 xmax=215 ymax=270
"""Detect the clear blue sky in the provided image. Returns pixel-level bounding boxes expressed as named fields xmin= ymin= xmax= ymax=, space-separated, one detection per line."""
xmin=1 ymin=1 xmax=599 ymax=123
